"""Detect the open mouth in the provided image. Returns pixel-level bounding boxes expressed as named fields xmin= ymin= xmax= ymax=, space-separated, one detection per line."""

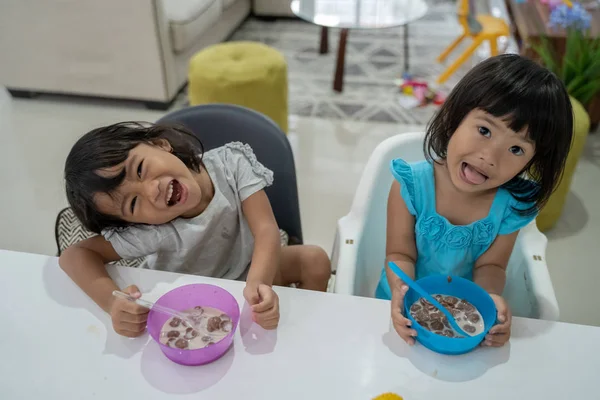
xmin=166 ymin=179 xmax=183 ymax=206
xmin=461 ymin=162 xmax=489 ymax=185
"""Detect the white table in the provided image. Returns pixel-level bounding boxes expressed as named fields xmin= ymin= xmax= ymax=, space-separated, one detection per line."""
xmin=1 ymin=250 xmax=598 ymax=399
xmin=291 ymin=0 xmax=428 ymax=92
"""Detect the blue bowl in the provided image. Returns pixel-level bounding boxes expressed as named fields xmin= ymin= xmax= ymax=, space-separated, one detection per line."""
xmin=404 ymin=275 xmax=497 ymax=355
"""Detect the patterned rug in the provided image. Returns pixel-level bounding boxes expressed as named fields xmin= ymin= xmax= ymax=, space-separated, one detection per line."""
xmin=229 ymin=1 xmax=484 ymax=125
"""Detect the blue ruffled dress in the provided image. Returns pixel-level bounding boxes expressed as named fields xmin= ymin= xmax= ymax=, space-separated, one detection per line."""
xmin=375 ymin=159 xmax=537 ymax=300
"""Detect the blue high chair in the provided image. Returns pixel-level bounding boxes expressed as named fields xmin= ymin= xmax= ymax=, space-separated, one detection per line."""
xmin=331 ymin=132 xmax=559 ymax=320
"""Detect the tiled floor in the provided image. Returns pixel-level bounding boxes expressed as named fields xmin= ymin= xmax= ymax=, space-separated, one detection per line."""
xmin=1 ymin=88 xmax=599 ymax=327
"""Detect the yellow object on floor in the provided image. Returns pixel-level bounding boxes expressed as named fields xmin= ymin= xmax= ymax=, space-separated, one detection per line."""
xmin=537 ymin=97 xmax=591 ymax=232
xmin=372 ymin=394 xmax=403 ymax=400
xmin=436 ymin=0 xmax=510 ymax=84
xmin=188 ymin=41 xmax=288 ymax=133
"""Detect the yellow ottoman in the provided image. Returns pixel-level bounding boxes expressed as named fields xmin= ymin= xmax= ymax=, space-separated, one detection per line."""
xmin=537 ymin=96 xmax=591 ymax=232
xmin=188 ymin=41 xmax=288 ymax=133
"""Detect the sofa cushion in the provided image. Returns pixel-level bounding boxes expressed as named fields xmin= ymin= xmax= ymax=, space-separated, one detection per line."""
xmin=164 ymin=0 xmax=223 ymax=53
xmin=222 ymin=0 xmax=237 ymax=9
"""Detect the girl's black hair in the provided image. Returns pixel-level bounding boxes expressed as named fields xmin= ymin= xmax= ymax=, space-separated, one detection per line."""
xmin=64 ymin=122 xmax=204 ymax=234
xmin=425 ymin=54 xmax=573 ymax=216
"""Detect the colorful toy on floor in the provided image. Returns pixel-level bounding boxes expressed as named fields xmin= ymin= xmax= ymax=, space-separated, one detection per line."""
xmin=395 ymin=76 xmax=446 ymax=108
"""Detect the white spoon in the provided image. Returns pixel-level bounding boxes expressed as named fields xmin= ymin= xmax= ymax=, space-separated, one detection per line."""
xmin=112 ymin=290 xmax=200 ymax=329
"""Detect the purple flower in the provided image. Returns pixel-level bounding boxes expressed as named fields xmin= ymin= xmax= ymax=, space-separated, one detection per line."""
xmin=549 ymin=3 xmax=592 ymax=31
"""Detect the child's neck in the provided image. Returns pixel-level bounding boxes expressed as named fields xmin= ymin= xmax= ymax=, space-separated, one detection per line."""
xmin=181 ymin=167 xmax=215 ymax=219
xmin=434 ymin=161 xmax=498 ymax=226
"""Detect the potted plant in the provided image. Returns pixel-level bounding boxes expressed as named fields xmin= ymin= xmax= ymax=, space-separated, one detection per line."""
xmin=526 ymin=2 xmax=596 ymax=231
xmin=531 ymin=2 xmax=600 ymax=130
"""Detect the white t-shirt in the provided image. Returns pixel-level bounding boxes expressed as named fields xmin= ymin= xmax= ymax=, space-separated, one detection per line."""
xmin=102 ymin=142 xmax=273 ymax=280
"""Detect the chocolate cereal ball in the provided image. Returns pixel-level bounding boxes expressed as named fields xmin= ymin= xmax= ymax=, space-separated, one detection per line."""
xmin=463 ymin=324 xmax=477 ymax=334
xmin=442 ymin=317 xmax=451 ymax=329
xmin=462 ymin=303 xmax=475 ymax=313
xmin=410 ymin=303 xmax=423 ymax=313
xmin=439 ymin=330 xmax=455 ymax=338
xmin=220 ymin=320 xmax=232 ymax=332
xmin=166 ymin=330 xmax=180 ymax=339
xmin=467 ymin=312 xmax=480 ymax=324
xmin=421 ymin=299 xmax=435 ymax=310
xmin=430 ymin=320 xmax=444 ymax=331
xmin=184 ymin=328 xmax=199 ymax=340
xmin=169 ymin=317 xmax=182 ymax=328
xmin=207 ymin=316 xmax=222 ymax=332
xmin=415 ymin=310 xmax=430 ymax=323
xmin=220 ymin=314 xmax=231 ymax=322
xmin=174 ymin=339 xmax=189 ymax=349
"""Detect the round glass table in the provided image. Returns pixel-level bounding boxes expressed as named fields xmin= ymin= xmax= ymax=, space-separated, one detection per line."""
xmin=291 ymin=0 xmax=428 ymax=92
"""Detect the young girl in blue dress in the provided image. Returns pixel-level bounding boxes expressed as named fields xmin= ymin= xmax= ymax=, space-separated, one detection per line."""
xmin=379 ymin=54 xmax=573 ymax=347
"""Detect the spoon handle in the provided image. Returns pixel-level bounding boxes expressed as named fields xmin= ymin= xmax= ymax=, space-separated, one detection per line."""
xmin=387 ymin=262 xmax=426 ymax=298
xmin=112 ymin=291 xmax=188 ymax=321
xmin=387 ymin=262 xmax=473 ymax=337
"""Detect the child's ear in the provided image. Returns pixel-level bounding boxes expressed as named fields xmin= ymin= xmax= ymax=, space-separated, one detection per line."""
xmin=151 ymin=139 xmax=173 ymax=153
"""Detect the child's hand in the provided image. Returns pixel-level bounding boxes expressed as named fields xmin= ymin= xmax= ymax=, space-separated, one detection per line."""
xmin=485 ymin=294 xmax=512 ymax=347
xmin=109 ymin=285 xmax=148 ymax=338
xmin=391 ymin=285 xmax=417 ymax=345
xmin=243 ymin=283 xmax=280 ymax=330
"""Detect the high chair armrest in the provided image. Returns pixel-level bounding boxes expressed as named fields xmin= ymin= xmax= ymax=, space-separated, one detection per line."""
xmin=518 ymin=222 xmax=560 ymax=321
xmin=332 ymin=216 xmax=361 ymax=295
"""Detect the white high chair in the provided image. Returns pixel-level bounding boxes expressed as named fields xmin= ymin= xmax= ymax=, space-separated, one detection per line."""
xmin=331 ymin=132 xmax=560 ymax=321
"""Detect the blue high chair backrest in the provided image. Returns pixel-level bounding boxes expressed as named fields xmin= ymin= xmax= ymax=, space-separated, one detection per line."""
xmin=157 ymin=104 xmax=303 ymax=243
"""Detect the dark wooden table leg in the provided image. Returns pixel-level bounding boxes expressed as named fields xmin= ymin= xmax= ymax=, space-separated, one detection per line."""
xmin=320 ymin=26 xmax=329 ymax=54
xmin=403 ymin=24 xmax=410 ymax=74
xmin=333 ymin=28 xmax=349 ymax=93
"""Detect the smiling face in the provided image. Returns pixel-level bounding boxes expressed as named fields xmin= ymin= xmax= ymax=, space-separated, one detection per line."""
xmin=445 ymin=109 xmax=535 ymax=194
xmin=94 ymin=141 xmax=206 ymax=224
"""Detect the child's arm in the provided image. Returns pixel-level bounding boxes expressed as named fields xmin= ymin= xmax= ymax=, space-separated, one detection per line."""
xmin=241 ymin=189 xmax=281 ymax=329
xmin=59 ymin=236 xmax=148 ymax=337
xmin=473 ymin=231 xmax=518 ymax=294
xmin=386 ymin=181 xmax=417 ymax=287
xmin=474 ymin=231 xmax=519 ymax=347
xmin=60 ymin=236 xmax=122 ymax=312
xmin=386 ymin=181 xmax=419 ymax=345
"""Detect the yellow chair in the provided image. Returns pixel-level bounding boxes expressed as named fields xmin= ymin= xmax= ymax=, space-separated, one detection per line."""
xmin=188 ymin=42 xmax=288 ymax=133
xmin=436 ymin=0 xmax=510 ymax=84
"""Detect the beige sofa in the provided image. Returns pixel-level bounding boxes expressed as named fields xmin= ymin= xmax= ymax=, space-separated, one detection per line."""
xmin=253 ymin=0 xmax=295 ymax=17
xmin=0 ymin=0 xmax=251 ymax=109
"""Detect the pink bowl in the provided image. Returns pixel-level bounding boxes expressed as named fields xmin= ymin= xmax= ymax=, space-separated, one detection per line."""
xmin=147 ymin=284 xmax=240 ymax=366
